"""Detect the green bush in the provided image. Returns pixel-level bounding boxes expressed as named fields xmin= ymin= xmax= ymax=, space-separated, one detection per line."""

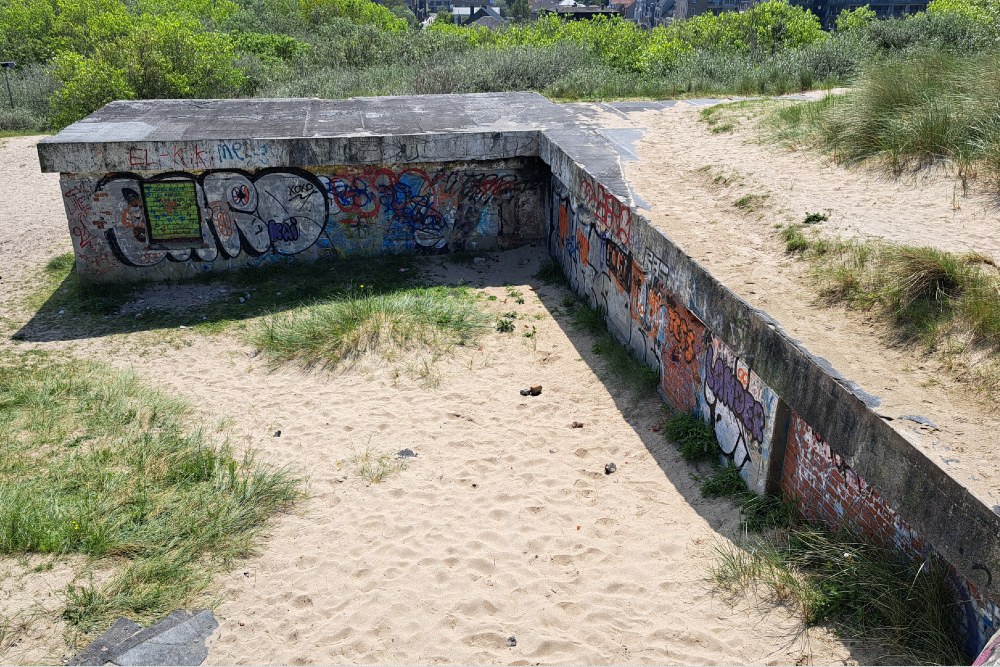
xmin=50 ymin=13 xmax=247 ymax=126
xmin=2 ymin=0 xmax=993 ymax=130
xmin=835 ymin=5 xmax=876 ymax=33
xmin=0 ymin=0 xmax=62 ymax=64
xmin=855 ymin=10 xmax=991 ymax=51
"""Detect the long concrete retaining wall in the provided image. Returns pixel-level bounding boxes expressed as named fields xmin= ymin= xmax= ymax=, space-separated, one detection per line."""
xmin=38 ymin=92 xmax=1000 ymax=658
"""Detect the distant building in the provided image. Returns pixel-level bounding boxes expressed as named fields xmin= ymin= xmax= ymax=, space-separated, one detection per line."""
xmin=608 ymin=0 xmax=639 ymax=19
xmin=789 ymin=0 xmax=927 ymax=28
xmin=631 ymin=0 xmax=924 ymax=28
xmin=633 ymin=0 xmax=678 ymax=26
xmin=464 ymin=4 xmax=510 ymax=25
xmin=532 ymin=0 xmax=575 ymax=15
xmin=554 ymin=4 xmax=624 ymax=18
xmin=451 ymin=0 xmax=490 ymax=19
xmin=409 ymin=0 xmax=502 ymax=21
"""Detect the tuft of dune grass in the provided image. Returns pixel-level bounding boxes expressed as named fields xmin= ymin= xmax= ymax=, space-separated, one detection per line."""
xmin=0 ymin=351 xmax=302 ymax=635
xmin=771 ymin=49 xmax=1000 ymax=189
xmin=252 ymin=286 xmax=490 ymax=368
xmin=712 ymin=523 xmax=967 ymax=665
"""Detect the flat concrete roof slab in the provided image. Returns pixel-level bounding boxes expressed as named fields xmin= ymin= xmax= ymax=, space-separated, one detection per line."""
xmin=39 ymin=93 xmax=578 ymax=146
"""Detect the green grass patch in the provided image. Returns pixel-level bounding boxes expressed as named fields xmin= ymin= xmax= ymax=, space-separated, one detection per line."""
xmin=713 ymin=524 xmax=967 ymax=665
xmin=22 ymin=253 xmax=419 ymax=338
xmin=782 ymin=224 xmax=812 ymax=254
xmin=787 ymin=234 xmax=1000 ymax=349
xmin=252 ymin=285 xmax=489 ymax=368
xmin=568 ymin=300 xmax=658 ymax=396
xmin=535 ymin=258 xmax=568 ymax=286
xmin=22 ymin=252 xmax=134 ymax=317
xmin=734 ymin=193 xmax=770 ymax=211
xmin=663 ymin=412 xmax=717 ymax=463
xmin=782 ymin=226 xmax=1000 ymax=392
xmin=0 ymin=350 xmax=301 ymax=634
xmin=700 ymin=99 xmax=780 ymax=135
xmin=700 ymin=463 xmax=748 ymax=498
xmin=343 ymin=446 xmax=408 ymax=484
xmin=664 ymin=412 xmax=795 ymax=531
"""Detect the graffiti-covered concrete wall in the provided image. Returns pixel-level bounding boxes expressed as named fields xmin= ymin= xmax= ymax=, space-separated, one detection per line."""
xmin=547 ymin=174 xmax=781 ymax=495
xmin=542 ymin=143 xmax=1000 ymax=657
xmin=59 ymin=160 xmax=547 ymax=282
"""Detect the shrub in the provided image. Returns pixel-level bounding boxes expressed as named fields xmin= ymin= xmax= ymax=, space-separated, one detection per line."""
xmin=856 ymin=10 xmax=991 ymax=51
xmin=300 ymin=0 xmax=407 ymax=30
xmin=0 ymin=0 xmax=62 ymax=64
xmin=50 ymin=13 xmax=247 ymax=126
xmin=835 ymin=5 xmax=876 ymax=33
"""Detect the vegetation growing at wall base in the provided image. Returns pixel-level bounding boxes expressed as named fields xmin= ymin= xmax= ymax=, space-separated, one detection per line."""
xmin=660 ymin=413 xmax=968 ymax=665
xmin=713 ymin=525 xmax=968 ymax=665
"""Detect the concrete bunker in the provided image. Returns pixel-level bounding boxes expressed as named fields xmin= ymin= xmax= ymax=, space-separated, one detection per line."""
xmin=37 ymin=92 xmax=1000 ymax=658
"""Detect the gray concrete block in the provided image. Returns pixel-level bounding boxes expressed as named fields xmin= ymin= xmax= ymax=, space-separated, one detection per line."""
xmin=113 ymin=610 xmax=218 ymax=667
xmin=69 ymin=617 xmax=142 ymax=666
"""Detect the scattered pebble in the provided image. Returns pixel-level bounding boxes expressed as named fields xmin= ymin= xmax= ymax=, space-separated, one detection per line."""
xmin=473 ymin=257 xmax=487 ymax=265
xmin=179 ymin=325 xmax=187 ymax=329
xmin=273 ymin=430 xmax=281 ymax=438
xmin=571 ymin=421 xmax=584 ymax=429
xmin=549 ymin=448 xmax=556 ymax=454
xmin=239 ymin=297 xmax=246 ymax=303
xmin=519 ymin=385 xmax=542 ymax=396
xmin=605 ymin=462 xmax=617 ymax=475
xmin=398 ymin=448 xmax=416 ymax=458
xmin=506 ymin=637 xmax=517 ymax=648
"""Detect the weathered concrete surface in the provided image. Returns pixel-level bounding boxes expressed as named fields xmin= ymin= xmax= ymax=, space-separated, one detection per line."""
xmin=37 ymin=92 xmax=1000 ymax=655
xmin=37 ymin=93 xmax=574 ymax=173
xmin=69 ymin=609 xmax=217 ymax=666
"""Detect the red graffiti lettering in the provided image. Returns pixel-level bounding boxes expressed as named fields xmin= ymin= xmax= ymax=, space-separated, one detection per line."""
xmin=579 ymin=176 xmax=631 ymax=247
xmin=128 ymin=146 xmax=154 ymax=169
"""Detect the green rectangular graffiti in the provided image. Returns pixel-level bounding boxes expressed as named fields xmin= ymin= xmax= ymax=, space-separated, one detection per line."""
xmin=142 ymin=181 xmax=202 ymax=242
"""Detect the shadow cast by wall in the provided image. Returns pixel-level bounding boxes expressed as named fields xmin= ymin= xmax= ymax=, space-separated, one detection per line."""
xmin=13 ymin=252 xmax=422 ymax=343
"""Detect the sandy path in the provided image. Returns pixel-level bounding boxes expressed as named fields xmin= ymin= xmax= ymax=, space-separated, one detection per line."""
xmin=582 ymin=103 xmax=1000 ymax=507
xmin=0 ymin=137 xmax=69 ymax=314
xmin=0 ymin=136 xmax=858 ymax=664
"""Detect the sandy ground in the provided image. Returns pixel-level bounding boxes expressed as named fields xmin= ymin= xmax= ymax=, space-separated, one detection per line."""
xmin=562 ymin=100 xmax=1000 ymax=508
xmin=0 ymin=135 xmax=861 ymax=664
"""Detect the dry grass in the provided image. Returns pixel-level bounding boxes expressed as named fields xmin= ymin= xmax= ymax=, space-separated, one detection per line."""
xmin=781 ymin=227 xmax=1000 ymax=395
